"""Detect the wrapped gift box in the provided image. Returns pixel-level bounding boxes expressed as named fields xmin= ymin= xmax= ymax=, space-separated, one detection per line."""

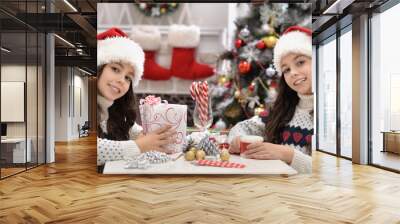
xmin=139 ymin=96 xmax=187 ymax=153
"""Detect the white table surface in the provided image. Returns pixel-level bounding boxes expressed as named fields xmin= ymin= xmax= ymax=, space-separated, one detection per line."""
xmin=103 ymin=154 xmax=297 ymax=175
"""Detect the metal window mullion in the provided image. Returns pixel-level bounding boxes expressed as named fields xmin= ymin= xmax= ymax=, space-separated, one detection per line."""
xmin=0 ymin=21 xmax=2 ymax=179
xmin=25 ymin=0 xmax=28 ymax=171
xmin=36 ymin=0 xmax=39 ymax=167
xmin=367 ymin=11 xmax=373 ymax=165
xmin=316 ymin=45 xmax=320 ymax=151
xmin=336 ymin=23 xmax=341 ymax=157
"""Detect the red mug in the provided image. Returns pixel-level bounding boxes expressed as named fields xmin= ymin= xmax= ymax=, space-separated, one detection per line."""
xmin=240 ymin=135 xmax=264 ymax=154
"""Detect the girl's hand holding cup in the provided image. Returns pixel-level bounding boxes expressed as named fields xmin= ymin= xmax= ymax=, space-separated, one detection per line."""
xmin=228 ymin=136 xmax=241 ymax=154
xmin=239 ymin=135 xmax=264 ymax=156
xmin=229 ymin=135 xmax=264 ymax=155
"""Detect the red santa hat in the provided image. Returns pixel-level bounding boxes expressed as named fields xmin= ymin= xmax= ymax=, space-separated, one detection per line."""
xmin=273 ymin=26 xmax=312 ymax=75
xmin=97 ymin=27 xmax=144 ymax=87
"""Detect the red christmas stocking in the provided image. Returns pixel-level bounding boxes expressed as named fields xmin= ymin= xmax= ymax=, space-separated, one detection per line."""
xmin=130 ymin=26 xmax=171 ymax=80
xmin=167 ymin=25 xmax=215 ymax=80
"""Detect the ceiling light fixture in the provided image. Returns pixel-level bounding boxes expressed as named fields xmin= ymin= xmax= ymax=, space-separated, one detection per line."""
xmin=1 ymin=47 xmax=11 ymax=53
xmin=323 ymin=0 xmax=355 ymax=15
xmin=63 ymin=0 xmax=78 ymax=12
xmin=54 ymin=34 xmax=75 ymax=48
xmin=78 ymin=67 xmax=93 ymax=76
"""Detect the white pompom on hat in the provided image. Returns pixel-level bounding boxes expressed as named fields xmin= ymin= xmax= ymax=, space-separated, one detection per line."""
xmin=97 ymin=27 xmax=144 ymax=87
xmin=273 ymin=26 xmax=312 ymax=75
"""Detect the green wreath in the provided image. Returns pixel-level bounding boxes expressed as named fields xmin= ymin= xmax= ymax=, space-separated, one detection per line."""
xmin=136 ymin=3 xmax=180 ymax=17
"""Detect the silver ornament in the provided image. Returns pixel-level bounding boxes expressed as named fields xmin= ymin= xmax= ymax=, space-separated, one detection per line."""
xmin=239 ymin=26 xmax=250 ymax=39
xmin=240 ymin=44 xmax=260 ymax=62
xmin=266 ymin=65 xmax=276 ymax=77
xmin=139 ymin=3 xmax=146 ymax=9
xmin=261 ymin=23 xmax=271 ymax=34
xmin=214 ymin=119 xmax=226 ymax=130
xmin=151 ymin=7 xmax=160 ymax=17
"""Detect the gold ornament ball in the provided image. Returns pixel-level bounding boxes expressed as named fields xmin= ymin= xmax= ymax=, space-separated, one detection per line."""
xmin=185 ymin=151 xmax=195 ymax=161
xmin=160 ymin=8 xmax=166 ymax=14
xmin=254 ymin=106 xmax=264 ymax=116
xmin=263 ymin=36 xmax=278 ymax=48
xmin=220 ymin=149 xmax=230 ymax=161
xmin=196 ymin=150 xmax=206 ymax=160
xmin=189 ymin=147 xmax=197 ymax=153
xmin=234 ymin=90 xmax=241 ymax=99
xmin=218 ymin=76 xmax=227 ymax=85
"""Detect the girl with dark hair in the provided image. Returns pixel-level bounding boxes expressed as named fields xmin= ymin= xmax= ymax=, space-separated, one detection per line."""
xmin=97 ymin=28 xmax=175 ymax=167
xmin=227 ymin=26 xmax=313 ymax=173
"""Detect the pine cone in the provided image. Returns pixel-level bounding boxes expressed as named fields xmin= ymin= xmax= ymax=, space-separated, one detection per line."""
xmin=182 ymin=137 xmax=196 ymax=152
xmin=198 ymin=136 xmax=219 ymax=156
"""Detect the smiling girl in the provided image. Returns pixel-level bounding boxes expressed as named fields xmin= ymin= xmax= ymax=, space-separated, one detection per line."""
xmin=227 ymin=26 xmax=313 ymax=174
xmin=96 ymin=28 xmax=175 ymax=170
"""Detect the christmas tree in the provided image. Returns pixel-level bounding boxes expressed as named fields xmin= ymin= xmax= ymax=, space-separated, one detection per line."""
xmin=211 ymin=3 xmax=312 ymax=130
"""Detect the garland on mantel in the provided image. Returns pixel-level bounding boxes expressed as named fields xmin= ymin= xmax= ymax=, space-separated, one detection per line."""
xmin=136 ymin=3 xmax=180 ymax=17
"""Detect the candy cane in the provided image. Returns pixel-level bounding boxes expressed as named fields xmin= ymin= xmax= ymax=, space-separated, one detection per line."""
xmin=200 ymin=82 xmax=209 ymax=123
xmin=190 ymin=81 xmax=209 ymax=126
xmin=190 ymin=82 xmax=196 ymax=100
xmin=198 ymin=82 xmax=209 ymax=125
xmin=197 ymin=160 xmax=246 ymax=169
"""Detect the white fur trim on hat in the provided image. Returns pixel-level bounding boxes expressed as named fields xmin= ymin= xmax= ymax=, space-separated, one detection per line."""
xmin=273 ymin=31 xmax=312 ymax=75
xmin=167 ymin=24 xmax=200 ymax=48
xmin=130 ymin=26 xmax=161 ymax=51
xmin=97 ymin=36 xmax=144 ymax=87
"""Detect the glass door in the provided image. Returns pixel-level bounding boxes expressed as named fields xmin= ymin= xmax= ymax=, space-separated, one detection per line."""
xmin=370 ymin=3 xmax=400 ymax=172
xmin=317 ymin=35 xmax=337 ymax=155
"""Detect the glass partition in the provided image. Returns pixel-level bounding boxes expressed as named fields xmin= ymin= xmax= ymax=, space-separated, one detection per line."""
xmin=0 ymin=1 xmax=46 ymax=179
xmin=339 ymin=27 xmax=352 ymax=158
xmin=1 ymin=30 xmax=28 ymax=177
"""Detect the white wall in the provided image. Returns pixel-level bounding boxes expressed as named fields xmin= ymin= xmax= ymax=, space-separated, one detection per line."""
xmin=72 ymin=74 xmax=89 ymax=138
xmin=1 ymin=65 xmax=40 ymax=138
xmin=97 ymin=3 xmax=232 ymax=94
xmin=55 ymin=67 xmax=89 ymax=141
xmin=55 ymin=66 xmax=68 ymax=141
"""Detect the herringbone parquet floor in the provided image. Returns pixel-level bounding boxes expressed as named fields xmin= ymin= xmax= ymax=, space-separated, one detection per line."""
xmin=1 ymin=135 xmax=399 ymax=224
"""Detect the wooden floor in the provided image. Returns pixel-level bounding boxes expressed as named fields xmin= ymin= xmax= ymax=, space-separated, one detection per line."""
xmin=372 ymin=150 xmax=400 ymax=171
xmin=1 ymin=167 xmax=26 ymax=177
xmin=0 ymin=135 xmax=400 ymax=223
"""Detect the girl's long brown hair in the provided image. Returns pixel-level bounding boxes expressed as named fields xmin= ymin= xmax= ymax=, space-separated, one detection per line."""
xmin=97 ymin=65 xmax=137 ymax=140
xmin=264 ymin=74 xmax=299 ymax=144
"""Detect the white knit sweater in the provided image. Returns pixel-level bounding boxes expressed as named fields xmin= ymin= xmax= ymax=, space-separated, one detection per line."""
xmin=228 ymin=94 xmax=314 ymax=174
xmin=97 ymin=95 xmax=143 ymax=165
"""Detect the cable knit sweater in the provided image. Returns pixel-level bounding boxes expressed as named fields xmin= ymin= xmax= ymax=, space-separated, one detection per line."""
xmin=228 ymin=94 xmax=314 ymax=174
xmin=97 ymin=94 xmax=143 ymax=166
